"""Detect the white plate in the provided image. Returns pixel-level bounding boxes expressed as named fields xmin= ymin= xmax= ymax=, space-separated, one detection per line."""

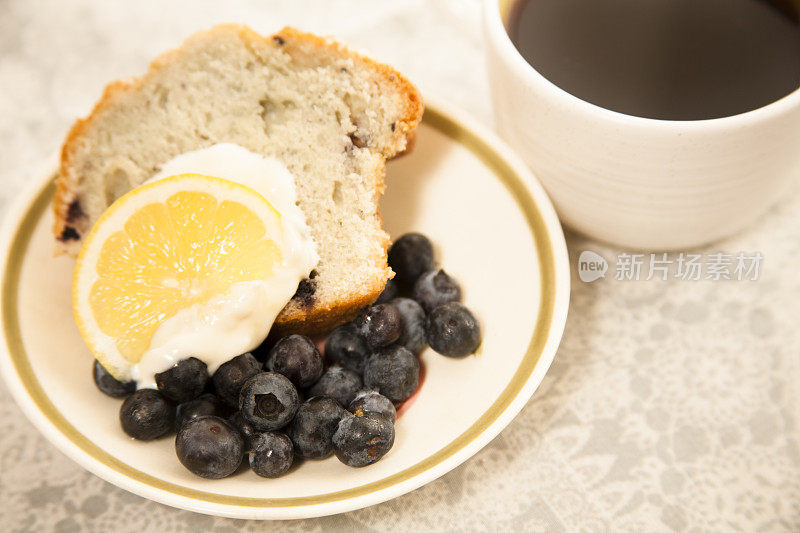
xmin=0 ymin=99 xmax=569 ymax=519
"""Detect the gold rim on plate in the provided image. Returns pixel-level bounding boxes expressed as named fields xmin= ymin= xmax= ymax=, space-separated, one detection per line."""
xmin=1 ymin=107 xmax=557 ymax=508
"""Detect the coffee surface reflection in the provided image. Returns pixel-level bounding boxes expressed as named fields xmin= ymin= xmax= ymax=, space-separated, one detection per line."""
xmin=508 ymin=0 xmax=800 ymax=120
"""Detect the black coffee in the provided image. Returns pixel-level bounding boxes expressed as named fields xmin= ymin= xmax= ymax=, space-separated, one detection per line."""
xmin=508 ymin=0 xmax=800 ymax=120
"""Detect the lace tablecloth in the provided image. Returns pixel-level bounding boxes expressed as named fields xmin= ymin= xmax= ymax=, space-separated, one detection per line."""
xmin=1 ymin=1 xmax=798 ymax=530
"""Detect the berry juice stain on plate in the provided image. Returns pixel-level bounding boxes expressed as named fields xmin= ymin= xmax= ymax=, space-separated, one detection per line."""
xmin=395 ymin=360 xmax=426 ymax=419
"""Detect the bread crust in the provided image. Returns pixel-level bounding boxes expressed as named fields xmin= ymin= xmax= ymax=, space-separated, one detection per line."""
xmin=53 ymin=24 xmax=423 ymax=334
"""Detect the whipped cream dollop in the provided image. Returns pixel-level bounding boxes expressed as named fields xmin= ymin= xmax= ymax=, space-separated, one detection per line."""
xmin=130 ymin=143 xmax=318 ymax=388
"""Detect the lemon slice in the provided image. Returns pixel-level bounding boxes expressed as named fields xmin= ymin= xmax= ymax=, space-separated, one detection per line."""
xmin=74 ymin=174 xmax=289 ymax=382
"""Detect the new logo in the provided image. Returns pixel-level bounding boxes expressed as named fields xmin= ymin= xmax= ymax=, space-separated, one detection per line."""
xmin=577 ymin=250 xmax=608 ymax=283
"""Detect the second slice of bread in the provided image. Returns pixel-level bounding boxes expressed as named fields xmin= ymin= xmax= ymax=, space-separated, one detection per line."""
xmin=53 ymin=24 xmax=423 ymax=334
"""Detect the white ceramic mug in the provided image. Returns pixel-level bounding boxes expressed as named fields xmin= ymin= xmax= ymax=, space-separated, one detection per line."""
xmin=483 ymin=0 xmax=800 ymax=250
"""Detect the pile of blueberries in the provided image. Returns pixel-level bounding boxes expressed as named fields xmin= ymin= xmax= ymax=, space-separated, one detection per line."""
xmin=93 ymin=232 xmax=481 ymax=479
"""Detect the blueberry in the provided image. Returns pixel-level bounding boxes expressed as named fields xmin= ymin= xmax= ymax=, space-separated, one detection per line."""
xmin=333 ymin=412 xmax=395 ymax=467
xmin=412 ymin=269 xmax=462 ymax=313
xmin=266 ymin=335 xmax=323 ymax=388
xmin=239 ymin=372 xmax=300 ymax=431
xmin=375 ymin=278 xmax=399 ymax=304
xmin=228 ymin=410 xmax=258 ymax=449
xmin=308 ymin=366 xmax=363 ymax=407
xmin=175 ymin=416 xmax=244 ymax=479
xmin=354 ymin=303 xmax=402 ymax=349
xmin=249 ymin=431 xmax=294 ymax=478
xmin=391 ymin=297 xmax=426 ymax=355
xmin=175 ymin=393 xmax=225 ymax=431
xmin=425 ymin=302 xmax=481 ymax=357
xmin=119 ymin=389 xmax=175 ymax=440
xmin=155 ymin=357 xmax=209 ymax=403
xmin=288 ymin=396 xmax=346 ymax=459
xmin=363 ymin=345 xmax=419 ymax=403
xmin=349 ymin=389 xmax=396 ymax=423
xmin=93 ymin=359 xmax=135 ymax=398
xmin=388 ymin=233 xmax=434 ymax=289
xmin=212 ymin=353 xmax=262 ymax=407
xmin=325 ymin=323 xmax=370 ymax=373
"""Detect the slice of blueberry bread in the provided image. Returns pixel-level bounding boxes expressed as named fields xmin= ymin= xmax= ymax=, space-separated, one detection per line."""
xmin=53 ymin=24 xmax=423 ymax=334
